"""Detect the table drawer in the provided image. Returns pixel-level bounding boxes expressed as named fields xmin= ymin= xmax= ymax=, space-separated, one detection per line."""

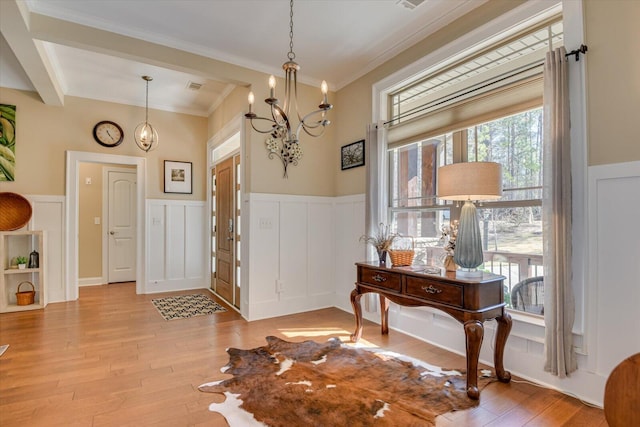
xmin=405 ymin=277 xmax=463 ymax=307
xmin=359 ymin=268 xmax=402 ymax=292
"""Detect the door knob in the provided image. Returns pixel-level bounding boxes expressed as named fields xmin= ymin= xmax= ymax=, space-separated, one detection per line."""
xmin=109 ymin=231 xmax=115 ymax=235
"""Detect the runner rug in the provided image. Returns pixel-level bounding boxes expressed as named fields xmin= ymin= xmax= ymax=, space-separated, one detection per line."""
xmin=199 ymin=336 xmax=495 ymax=426
xmin=151 ymin=294 xmax=226 ymax=320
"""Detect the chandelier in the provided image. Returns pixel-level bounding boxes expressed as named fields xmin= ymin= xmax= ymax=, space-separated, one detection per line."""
xmin=134 ymin=75 xmax=159 ymax=152
xmin=245 ymin=0 xmax=333 ymax=177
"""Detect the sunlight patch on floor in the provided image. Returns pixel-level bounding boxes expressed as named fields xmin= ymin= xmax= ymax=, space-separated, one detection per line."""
xmin=277 ymin=328 xmax=380 ymax=348
xmin=278 ymin=327 xmax=351 ymax=338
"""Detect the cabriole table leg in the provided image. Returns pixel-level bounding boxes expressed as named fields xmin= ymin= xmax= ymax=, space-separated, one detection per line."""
xmin=350 ymin=289 xmax=364 ymax=342
xmin=494 ymin=311 xmax=513 ymax=382
xmin=464 ymin=320 xmax=484 ymax=399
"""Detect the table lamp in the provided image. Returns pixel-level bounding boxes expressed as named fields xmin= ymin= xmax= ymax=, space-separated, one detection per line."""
xmin=437 ymin=162 xmax=502 ymax=277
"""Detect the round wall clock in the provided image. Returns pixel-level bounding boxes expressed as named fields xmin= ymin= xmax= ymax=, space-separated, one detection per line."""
xmin=93 ymin=120 xmax=124 ymax=147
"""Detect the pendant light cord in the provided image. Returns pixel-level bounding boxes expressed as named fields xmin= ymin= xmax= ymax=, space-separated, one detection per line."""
xmin=145 ymin=78 xmax=149 ymax=124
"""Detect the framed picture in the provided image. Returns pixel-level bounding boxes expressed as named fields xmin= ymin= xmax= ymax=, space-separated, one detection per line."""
xmin=164 ymin=160 xmax=192 ymax=194
xmin=341 ymin=139 xmax=365 ymax=170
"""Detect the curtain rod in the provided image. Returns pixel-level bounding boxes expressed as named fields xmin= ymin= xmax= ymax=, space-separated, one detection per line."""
xmin=565 ymin=44 xmax=588 ymax=61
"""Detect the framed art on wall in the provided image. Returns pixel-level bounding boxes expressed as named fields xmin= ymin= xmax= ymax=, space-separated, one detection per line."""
xmin=0 ymin=104 xmax=17 ymax=181
xmin=341 ymin=139 xmax=365 ymax=170
xmin=164 ymin=160 xmax=192 ymax=194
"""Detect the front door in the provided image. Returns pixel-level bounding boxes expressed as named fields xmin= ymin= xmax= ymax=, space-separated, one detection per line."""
xmin=213 ymin=157 xmax=235 ymax=304
xmin=108 ymin=170 xmax=136 ymax=283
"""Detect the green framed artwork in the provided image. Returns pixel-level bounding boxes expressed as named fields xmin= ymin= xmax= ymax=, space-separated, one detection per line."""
xmin=0 ymin=104 xmax=16 ymax=181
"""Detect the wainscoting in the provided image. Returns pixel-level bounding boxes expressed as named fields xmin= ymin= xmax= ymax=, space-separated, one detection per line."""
xmin=243 ymin=192 xmax=366 ymax=321
xmin=26 ymin=195 xmax=65 ymax=303
xmin=146 ymin=199 xmax=207 ymax=293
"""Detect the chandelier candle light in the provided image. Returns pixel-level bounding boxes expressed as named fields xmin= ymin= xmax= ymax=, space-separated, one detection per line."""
xmin=134 ymin=75 xmax=159 ymax=152
xmin=437 ymin=162 xmax=502 ymax=277
xmin=245 ymin=0 xmax=333 ymax=178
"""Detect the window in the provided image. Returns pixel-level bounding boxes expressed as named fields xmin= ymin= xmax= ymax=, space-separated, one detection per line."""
xmin=388 ymin=108 xmax=544 ymax=313
xmin=382 ymin=15 xmax=563 ymax=315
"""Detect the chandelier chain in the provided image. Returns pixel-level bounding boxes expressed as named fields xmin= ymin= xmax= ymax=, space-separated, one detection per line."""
xmin=288 ymin=0 xmax=295 ymax=60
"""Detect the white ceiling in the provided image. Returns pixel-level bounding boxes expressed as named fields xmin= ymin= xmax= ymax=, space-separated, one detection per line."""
xmin=0 ymin=0 xmax=487 ymax=116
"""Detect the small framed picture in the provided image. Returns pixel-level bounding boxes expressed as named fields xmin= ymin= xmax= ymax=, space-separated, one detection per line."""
xmin=164 ymin=160 xmax=192 ymax=194
xmin=341 ymin=139 xmax=365 ymax=170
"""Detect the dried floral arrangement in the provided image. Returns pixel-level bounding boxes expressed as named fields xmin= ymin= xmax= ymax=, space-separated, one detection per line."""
xmin=440 ymin=220 xmax=459 ymax=256
xmin=360 ymin=223 xmax=398 ymax=253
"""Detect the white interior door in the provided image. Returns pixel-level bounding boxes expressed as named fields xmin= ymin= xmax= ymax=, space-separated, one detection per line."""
xmin=108 ymin=170 xmax=136 ymax=283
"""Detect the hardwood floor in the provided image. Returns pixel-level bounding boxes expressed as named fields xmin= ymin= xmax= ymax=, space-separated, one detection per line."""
xmin=0 ymin=283 xmax=605 ymax=426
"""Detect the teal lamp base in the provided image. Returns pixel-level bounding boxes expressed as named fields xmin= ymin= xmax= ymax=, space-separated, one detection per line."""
xmin=453 ymin=200 xmax=484 ymax=277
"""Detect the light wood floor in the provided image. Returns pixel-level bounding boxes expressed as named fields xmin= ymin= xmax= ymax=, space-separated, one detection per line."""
xmin=0 ymin=283 xmax=605 ymax=426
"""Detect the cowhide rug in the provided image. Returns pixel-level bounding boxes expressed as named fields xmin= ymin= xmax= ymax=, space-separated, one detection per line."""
xmin=199 ymin=336 xmax=495 ymax=426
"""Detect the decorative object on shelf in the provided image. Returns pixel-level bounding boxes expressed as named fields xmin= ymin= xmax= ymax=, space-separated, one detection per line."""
xmin=15 ymin=256 xmax=27 ymax=269
xmin=1 ymin=230 xmax=46 ymax=312
xmin=437 ymin=162 xmax=502 ymax=277
xmin=163 ymin=160 xmax=192 ymax=194
xmin=134 ymin=75 xmax=159 ymax=152
xmin=341 ymin=139 xmax=365 ymax=170
xmin=439 ymin=220 xmax=459 ymax=272
xmin=360 ymin=223 xmax=397 ymax=265
xmin=389 ymin=235 xmax=415 ymax=266
xmin=245 ymin=0 xmax=333 ymax=178
xmin=0 ymin=104 xmax=16 ymax=181
xmin=15 ymin=281 xmax=35 ymax=305
xmin=0 ymin=192 xmax=32 ymax=231
xmin=92 ymin=120 xmax=124 ymax=147
xmin=28 ymin=250 xmax=39 ymax=268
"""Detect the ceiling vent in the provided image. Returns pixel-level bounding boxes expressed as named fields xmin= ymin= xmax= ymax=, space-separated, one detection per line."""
xmin=187 ymin=81 xmax=203 ymax=90
xmin=396 ymin=0 xmax=425 ymax=10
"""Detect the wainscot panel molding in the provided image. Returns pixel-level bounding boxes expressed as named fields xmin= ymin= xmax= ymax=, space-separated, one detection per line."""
xmin=145 ymin=200 xmax=207 ymax=293
xmin=587 ymin=161 xmax=640 ymax=387
xmin=333 ymin=194 xmax=366 ymax=313
xmin=27 ymin=195 xmax=65 ymax=303
xmin=246 ymin=193 xmax=336 ymax=321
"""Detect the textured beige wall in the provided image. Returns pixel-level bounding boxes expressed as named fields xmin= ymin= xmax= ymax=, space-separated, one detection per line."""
xmin=78 ymin=162 xmax=103 ymax=278
xmin=211 ymin=77 xmax=336 ymax=196
xmin=584 ymin=0 xmax=640 ymax=166
xmin=0 ymin=88 xmax=208 ymax=199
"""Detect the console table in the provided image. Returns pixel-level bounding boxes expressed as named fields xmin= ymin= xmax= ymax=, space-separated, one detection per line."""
xmin=351 ymin=261 xmax=512 ymax=399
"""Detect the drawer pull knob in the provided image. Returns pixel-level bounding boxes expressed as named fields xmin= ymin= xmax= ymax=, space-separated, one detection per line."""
xmin=422 ymin=285 xmax=442 ymax=294
xmin=372 ymin=274 xmax=387 ymax=283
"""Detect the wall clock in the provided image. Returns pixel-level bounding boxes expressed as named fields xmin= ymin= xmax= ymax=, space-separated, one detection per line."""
xmin=93 ymin=120 xmax=124 ymax=147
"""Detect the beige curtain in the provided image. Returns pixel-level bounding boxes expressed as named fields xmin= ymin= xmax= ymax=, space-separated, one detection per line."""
xmin=542 ymin=46 xmax=577 ymax=377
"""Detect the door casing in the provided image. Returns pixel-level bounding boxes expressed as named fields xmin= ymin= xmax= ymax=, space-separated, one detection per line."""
xmin=66 ymin=151 xmax=146 ymax=300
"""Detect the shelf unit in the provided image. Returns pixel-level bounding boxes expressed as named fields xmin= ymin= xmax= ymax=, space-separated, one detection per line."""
xmin=0 ymin=230 xmax=46 ymax=312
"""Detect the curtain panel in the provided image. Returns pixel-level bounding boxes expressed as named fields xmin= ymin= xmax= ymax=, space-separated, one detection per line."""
xmin=542 ymin=46 xmax=577 ymax=377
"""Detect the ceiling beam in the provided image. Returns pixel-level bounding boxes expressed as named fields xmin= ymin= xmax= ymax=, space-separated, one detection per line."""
xmin=0 ymin=0 xmax=64 ymax=106
xmin=28 ymin=12 xmax=261 ymax=88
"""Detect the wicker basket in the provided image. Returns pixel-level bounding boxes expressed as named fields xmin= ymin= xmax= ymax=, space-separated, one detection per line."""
xmin=0 ymin=192 xmax=33 ymax=231
xmin=388 ymin=236 xmax=415 ymax=266
xmin=16 ymin=281 xmax=35 ymax=306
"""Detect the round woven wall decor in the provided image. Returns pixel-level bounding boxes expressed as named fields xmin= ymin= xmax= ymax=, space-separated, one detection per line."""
xmin=0 ymin=192 xmax=32 ymax=231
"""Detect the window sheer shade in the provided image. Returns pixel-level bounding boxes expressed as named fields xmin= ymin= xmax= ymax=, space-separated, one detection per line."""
xmin=387 ymin=75 xmax=543 ymax=148
xmin=386 ymin=17 xmax=562 ymax=149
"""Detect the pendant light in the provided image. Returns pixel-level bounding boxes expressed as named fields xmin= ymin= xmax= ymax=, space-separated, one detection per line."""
xmin=134 ymin=75 xmax=159 ymax=152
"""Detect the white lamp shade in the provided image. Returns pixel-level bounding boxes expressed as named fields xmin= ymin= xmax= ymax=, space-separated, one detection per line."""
xmin=437 ymin=162 xmax=503 ymax=201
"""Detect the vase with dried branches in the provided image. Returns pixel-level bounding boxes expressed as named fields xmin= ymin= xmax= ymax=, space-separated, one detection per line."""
xmin=360 ymin=223 xmax=398 ymax=265
xmin=439 ymin=220 xmax=459 ymax=271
